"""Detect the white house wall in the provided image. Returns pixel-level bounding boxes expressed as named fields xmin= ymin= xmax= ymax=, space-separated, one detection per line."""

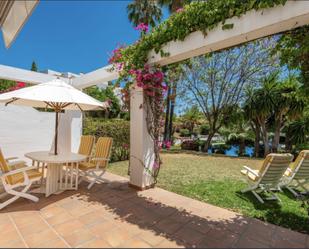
xmin=0 ymin=104 xmax=82 ymax=162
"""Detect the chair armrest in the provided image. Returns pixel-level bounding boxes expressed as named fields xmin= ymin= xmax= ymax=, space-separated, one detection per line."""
xmin=0 ymin=166 xmax=37 ymax=177
xmin=91 ymin=157 xmax=109 ymax=161
xmin=8 ymin=160 xmax=26 ymax=167
xmin=286 ymin=167 xmax=292 ymax=173
xmin=5 ymin=157 xmax=19 ymax=162
xmin=242 ymin=166 xmax=259 ymax=177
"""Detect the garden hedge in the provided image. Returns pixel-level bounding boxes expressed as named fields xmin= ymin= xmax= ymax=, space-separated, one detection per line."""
xmin=83 ymin=118 xmax=129 ymax=162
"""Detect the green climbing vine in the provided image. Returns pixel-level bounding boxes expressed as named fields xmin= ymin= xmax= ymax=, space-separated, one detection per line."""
xmin=111 ymin=0 xmax=288 ymax=80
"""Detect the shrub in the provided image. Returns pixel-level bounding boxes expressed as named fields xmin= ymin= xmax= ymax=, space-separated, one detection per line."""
xmin=200 ymin=124 xmax=210 ymax=135
xmin=180 ymin=129 xmax=190 ymax=137
xmin=291 ymin=143 xmax=309 ymax=161
xmin=192 ymin=127 xmax=200 ymax=136
xmin=83 ymin=118 xmax=129 ymax=162
xmin=212 ymin=143 xmax=230 ymax=154
xmin=226 ymin=136 xmax=254 ymax=146
xmin=181 ymin=140 xmax=199 ymax=151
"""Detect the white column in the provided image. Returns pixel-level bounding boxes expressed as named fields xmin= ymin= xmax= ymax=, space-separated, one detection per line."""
xmin=50 ymin=110 xmax=82 ymax=155
xmin=129 ymin=86 xmax=155 ymax=189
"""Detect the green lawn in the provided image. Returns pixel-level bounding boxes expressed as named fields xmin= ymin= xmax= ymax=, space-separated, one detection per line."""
xmin=108 ymin=153 xmax=309 ymax=234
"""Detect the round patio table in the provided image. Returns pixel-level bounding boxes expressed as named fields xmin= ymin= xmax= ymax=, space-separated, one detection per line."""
xmin=25 ymin=151 xmax=87 ymax=197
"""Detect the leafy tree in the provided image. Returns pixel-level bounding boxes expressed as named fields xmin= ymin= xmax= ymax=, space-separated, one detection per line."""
xmin=244 ymin=88 xmax=262 ymax=157
xmin=84 ymin=86 xmax=121 ymax=118
xmin=179 ymin=38 xmax=278 ymax=153
xmin=179 ymin=105 xmax=201 ymax=133
xmin=274 ymin=25 xmax=309 ymax=93
xmin=245 ymin=74 xmax=305 ymax=155
xmin=284 ymin=105 xmax=309 ymax=151
xmin=31 ymin=61 xmax=38 ymax=72
xmin=285 ymin=117 xmax=309 ymax=150
xmin=245 ymin=74 xmax=279 ymax=156
xmin=127 ymin=0 xmax=162 ymax=30
xmin=223 ymin=107 xmax=253 ymax=156
xmin=270 ymin=76 xmax=305 ymax=152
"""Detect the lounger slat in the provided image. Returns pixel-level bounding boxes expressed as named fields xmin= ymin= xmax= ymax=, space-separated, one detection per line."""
xmin=281 ymin=151 xmax=309 ymax=197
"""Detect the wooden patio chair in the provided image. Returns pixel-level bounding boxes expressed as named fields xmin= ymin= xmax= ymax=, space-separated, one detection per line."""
xmin=78 ymin=135 xmax=95 ymax=161
xmin=241 ymin=153 xmax=293 ymax=204
xmin=0 ymin=149 xmax=42 ymax=210
xmin=78 ymin=137 xmax=113 ymax=189
xmin=280 ymin=150 xmax=309 ymax=197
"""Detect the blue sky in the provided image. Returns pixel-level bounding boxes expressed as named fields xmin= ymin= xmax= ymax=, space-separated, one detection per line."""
xmin=0 ymin=1 xmax=168 ymax=74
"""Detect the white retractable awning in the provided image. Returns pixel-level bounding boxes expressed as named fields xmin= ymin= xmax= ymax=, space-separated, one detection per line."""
xmin=0 ymin=0 xmax=39 ymax=48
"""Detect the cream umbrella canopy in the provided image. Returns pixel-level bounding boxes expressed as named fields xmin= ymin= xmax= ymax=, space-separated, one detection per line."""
xmin=0 ymin=78 xmax=108 ymax=155
xmin=1 ymin=1 xmax=39 ymax=48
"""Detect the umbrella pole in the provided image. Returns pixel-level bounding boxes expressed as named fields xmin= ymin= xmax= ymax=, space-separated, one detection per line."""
xmin=54 ymin=111 xmax=59 ymax=155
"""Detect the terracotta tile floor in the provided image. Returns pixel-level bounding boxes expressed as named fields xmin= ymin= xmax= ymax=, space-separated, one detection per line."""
xmin=0 ymin=172 xmax=308 ymax=248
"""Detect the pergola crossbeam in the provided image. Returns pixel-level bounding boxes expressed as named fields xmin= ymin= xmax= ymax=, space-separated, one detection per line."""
xmin=148 ymin=0 xmax=309 ymax=66
xmin=72 ymin=65 xmax=118 ymax=89
xmin=0 ymin=64 xmax=68 ymax=84
xmin=72 ymin=0 xmax=309 ymax=89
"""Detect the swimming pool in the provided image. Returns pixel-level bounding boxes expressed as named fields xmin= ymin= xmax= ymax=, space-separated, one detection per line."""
xmin=208 ymin=145 xmax=254 ymax=157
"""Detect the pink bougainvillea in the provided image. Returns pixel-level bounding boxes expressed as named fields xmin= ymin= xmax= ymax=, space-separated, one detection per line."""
xmin=108 ymin=45 xmax=125 ymax=65
xmin=108 ymin=25 xmax=167 ymax=184
xmin=134 ymin=23 xmax=149 ymax=33
xmin=0 ymin=81 xmax=26 ymax=94
xmin=163 ymin=140 xmax=172 ymax=149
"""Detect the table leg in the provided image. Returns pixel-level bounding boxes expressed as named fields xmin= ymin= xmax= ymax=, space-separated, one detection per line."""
xmin=75 ymin=162 xmax=79 ymax=190
xmin=70 ymin=163 xmax=74 ymax=189
xmin=45 ymin=163 xmax=61 ymax=197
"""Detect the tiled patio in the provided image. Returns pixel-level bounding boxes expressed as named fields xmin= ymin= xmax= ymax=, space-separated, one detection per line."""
xmin=0 ymin=172 xmax=308 ymax=248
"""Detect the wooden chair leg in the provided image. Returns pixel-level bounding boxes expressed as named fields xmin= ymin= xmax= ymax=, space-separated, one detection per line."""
xmin=0 ymin=182 xmax=38 ymax=210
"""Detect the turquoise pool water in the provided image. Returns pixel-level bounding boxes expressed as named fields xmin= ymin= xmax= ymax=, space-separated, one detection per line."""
xmin=208 ymin=145 xmax=254 ymax=157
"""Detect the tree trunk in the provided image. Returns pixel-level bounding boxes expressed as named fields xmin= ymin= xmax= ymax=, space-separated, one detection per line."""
xmin=254 ymin=124 xmax=260 ymax=158
xmin=272 ymin=114 xmax=282 ymax=153
xmin=239 ymin=139 xmax=245 ymax=156
xmin=261 ymin=122 xmax=270 ymax=157
xmin=250 ymin=121 xmax=260 ymax=158
xmin=285 ymin=129 xmax=293 ymax=152
xmin=204 ymin=132 xmax=214 ymax=154
xmin=163 ymin=86 xmax=171 ymax=141
xmin=168 ymin=84 xmax=177 ymax=141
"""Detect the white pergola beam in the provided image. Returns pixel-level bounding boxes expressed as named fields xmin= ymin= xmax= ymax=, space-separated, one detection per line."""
xmin=0 ymin=64 xmax=68 ymax=84
xmin=148 ymin=0 xmax=309 ymax=65
xmin=72 ymin=65 xmax=118 ymax=89
xmin=73 ymin=0 xmax=309 ymax=89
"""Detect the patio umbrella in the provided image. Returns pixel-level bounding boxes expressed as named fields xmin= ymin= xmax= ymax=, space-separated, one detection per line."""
xmin=0 ymin=78 xmax=108 ymax=155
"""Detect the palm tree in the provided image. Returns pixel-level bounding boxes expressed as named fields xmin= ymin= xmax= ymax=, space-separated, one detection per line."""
xmin=127 ymin=0 xmax=162 ymax=31
xmin=248 ymin=74 xmax=278 ymax=156
xmin=223 ymin=107 xmax=252 ymax=156
xmin=244 ymin=89 xmax=261 ymax=157
xmin=270 ymin=77 xmax=305 ymax=152
xmin=163 ymin=64 xmax=184 ymax=141
xmin=284 ymin=117 xmax=309 ymax=151
xmin=179 ymin=105 xmax=201 ymax=133
xmin=163 ymin=85 xmax=171 ymax=141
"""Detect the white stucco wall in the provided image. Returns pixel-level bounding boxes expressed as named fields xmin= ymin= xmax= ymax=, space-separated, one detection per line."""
xmin=0 ymin=104 xmax=82 ymax=162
